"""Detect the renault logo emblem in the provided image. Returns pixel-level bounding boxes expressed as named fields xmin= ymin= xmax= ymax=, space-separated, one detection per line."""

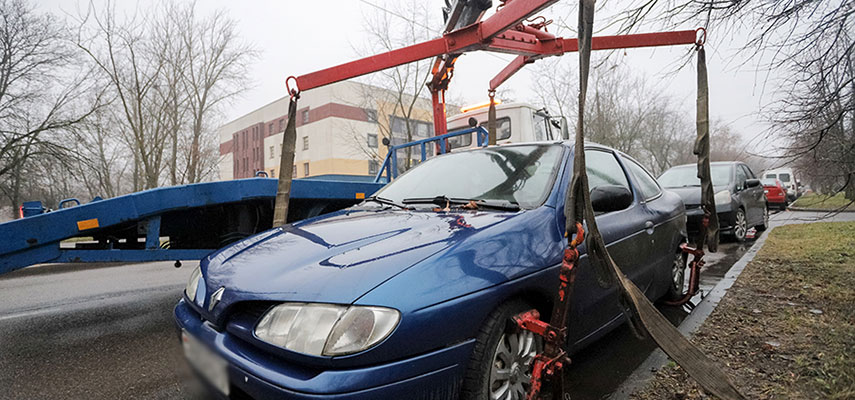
xmin=209 ymin=287 xmax=225 ymax=311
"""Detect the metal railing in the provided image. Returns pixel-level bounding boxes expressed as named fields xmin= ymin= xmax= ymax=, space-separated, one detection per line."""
xmin=373 ymin=126 xmax=489 ymax=183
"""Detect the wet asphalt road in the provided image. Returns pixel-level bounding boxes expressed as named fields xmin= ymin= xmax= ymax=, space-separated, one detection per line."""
xmin=1 ymin=210 xmax=852 ymax=400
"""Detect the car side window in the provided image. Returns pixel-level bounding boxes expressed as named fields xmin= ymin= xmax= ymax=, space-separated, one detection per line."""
xmin=742 ymin=165 xmax=756 ymax=179
xmin=735 ymin=166 xmax=747 ymax=191
xmin=585 ymin=149 xmax=631 ymax=195
xmin=624 ymin=159 xmax=662 ymax=201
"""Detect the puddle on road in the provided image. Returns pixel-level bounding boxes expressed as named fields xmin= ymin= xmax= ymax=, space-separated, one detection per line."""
xmin=562 ymin=240 xmax=753 ymax=400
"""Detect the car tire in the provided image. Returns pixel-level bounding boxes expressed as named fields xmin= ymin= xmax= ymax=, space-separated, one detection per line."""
xmin=666 ymin=251 xmax=687 ymax=301
xmin=756 ymin=206 xmax=769 ymax=232
xmin=461 ymin=300 xmax=543 ymax=400
xmin=732 ymin=208 xmax=747 ymax=242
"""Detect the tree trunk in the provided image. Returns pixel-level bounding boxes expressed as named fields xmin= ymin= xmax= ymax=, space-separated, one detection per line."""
xmin=845 ymin=173 xmax=855 ymax=200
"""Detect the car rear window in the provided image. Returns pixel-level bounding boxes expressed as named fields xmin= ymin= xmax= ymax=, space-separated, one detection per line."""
xmin=658 ymin=164 xmax=732 ymax=188
xmin=779 ymin=173 xmax=791 ymax=182
xmin=761 ymin=178 xmax=777 ymax=186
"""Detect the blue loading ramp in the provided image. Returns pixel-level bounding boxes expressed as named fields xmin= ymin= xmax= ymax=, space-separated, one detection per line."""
xmin=0 ymin=177 xmax=384 ymax=275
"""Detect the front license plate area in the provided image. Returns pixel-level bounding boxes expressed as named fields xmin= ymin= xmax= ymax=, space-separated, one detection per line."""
xmin=182 ymin=330 xmax=230 ymax=396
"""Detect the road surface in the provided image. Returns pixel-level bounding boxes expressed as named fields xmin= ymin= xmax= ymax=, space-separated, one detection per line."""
xmin=1 ymin=211 xmax=852 ymax=399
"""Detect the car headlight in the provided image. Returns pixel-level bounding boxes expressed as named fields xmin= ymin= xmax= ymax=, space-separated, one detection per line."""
xmin=185 ymin=266 xmax=202 ymax=302
xmin=714 ymin=190 xmax=731 ymax=207
xmin=254 ymin=303 xmax=400 ymax=356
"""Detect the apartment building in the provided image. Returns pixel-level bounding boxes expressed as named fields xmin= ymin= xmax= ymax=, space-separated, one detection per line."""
xmin=217 ymin=80 xmax=436 ymax=180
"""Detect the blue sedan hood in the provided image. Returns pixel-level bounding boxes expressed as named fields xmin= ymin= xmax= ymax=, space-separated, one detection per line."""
xmin=202 ymin=208 xmax=523 ymax=309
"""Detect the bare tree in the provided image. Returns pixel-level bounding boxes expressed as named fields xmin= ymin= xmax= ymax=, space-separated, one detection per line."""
xmin=344 ymin=0 xmax=438 ymax=174
xmin=76 ymin=0 xmax=256 ymax=189
xmin=176 ymin=3 xmax=256 ymax=183
xmin=610 ymin=0 xmax=854 ymax=196
xmin=0 ymin=0 xmax=99 ymax=217
xmin=532 ymin=59 xmax=702 ymax=175
xmin=76 ymin=1 xmax=170 ymax=190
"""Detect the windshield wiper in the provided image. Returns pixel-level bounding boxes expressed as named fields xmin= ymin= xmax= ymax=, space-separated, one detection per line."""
xmin=364 ymin=196 xmax=410 ymax=210
xmin=402 ymin=196 xmax=521 ymax=211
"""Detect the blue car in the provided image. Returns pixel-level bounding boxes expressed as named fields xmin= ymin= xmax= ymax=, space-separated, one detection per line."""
xmin=175 ymin=142 xmax=688 ymax=400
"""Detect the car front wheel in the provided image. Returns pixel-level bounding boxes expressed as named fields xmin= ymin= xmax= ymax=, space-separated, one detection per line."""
xmin=462 ymin=300 xmax=543 ymax=400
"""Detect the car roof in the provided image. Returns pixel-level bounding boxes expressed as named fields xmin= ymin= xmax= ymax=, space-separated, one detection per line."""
xmin=667 ymin=161 xmax=740 ymax=170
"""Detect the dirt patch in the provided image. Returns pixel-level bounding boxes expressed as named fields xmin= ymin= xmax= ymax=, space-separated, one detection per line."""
xmin=630 ymin=222 xmax=855 ymax=400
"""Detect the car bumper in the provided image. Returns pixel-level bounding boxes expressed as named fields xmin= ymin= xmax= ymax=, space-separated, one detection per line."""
xmin=174 ymin=299 xmax=472 ymax=399
xmin=685 ymin=204 xmax=735 ymax=234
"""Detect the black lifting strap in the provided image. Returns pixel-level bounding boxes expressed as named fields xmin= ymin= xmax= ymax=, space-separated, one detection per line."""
xmin=272 ymin=93 xmax=299 ymax=227
xmin=487 ymin=90 xmax=497 ymax=145
xmin=565 ymin=1 xmax=744 ymax=399
xmin=695 ymin=45 xmax=720 ymax=253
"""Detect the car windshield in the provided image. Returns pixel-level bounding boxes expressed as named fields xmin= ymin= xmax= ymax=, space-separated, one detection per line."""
xmin=371 ymin=144 xmax=564 ymax=209
xmin=658 ymin=164 xmax=732 ymax=188
xmin=761 ymin=178 xmax=777 ymax=186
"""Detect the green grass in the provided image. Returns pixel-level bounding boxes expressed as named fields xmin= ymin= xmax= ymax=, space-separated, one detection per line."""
xmin=632 ymin=221 xmax=855 ymax=400
xmin=791 ymin=193 xmax=855 ymax=211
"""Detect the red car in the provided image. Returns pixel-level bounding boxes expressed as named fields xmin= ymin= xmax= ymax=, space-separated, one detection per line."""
xmin=762 ymin=178 xmax=787 ymax=210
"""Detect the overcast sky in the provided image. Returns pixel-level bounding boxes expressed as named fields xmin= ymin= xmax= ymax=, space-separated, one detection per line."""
xmin=39 ymin=0 xmax=779 ymax=153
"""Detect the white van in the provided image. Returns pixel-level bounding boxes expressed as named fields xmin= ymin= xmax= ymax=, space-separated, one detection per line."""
xmin=762 ymin=168 xmax=799 ymax=201
xmin=445 ymin=102 xmax=569 ymax=149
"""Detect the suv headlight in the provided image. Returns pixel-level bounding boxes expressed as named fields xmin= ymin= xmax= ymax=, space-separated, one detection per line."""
xmin=185 ymin=266 xmax=202 ymax=302
xmin=254 ymin=303 xmax=400 ymax=356
xmin=714 ymin=190 xmax=731 ymax=207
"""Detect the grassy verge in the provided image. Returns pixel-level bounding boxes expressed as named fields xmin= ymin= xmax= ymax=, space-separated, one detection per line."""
xmin=631 ymin=222 xmax=855 ymax=400
xmin=791 ymin=193 xmax=855 ymax=211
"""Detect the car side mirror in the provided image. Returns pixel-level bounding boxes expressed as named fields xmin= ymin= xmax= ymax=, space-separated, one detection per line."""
xmin=591 ymin=185 xmax=633 ymax=213
xmin=746 ymin=178 xmax=761 ymax=188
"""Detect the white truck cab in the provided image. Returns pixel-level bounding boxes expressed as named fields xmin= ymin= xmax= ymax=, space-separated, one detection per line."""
xmin=445 ymin=102 xmax=569 ymax=150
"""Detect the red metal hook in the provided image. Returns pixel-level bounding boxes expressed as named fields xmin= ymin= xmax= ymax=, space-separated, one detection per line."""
xmin=695 ymin=27 xmax=707 ymax=47
xmin=568 ymin=222 xmax=584 ymax=248
xmin=285 ymin=76 xmax=301 ymax=98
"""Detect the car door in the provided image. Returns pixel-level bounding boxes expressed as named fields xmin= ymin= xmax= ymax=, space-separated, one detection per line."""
xmin=733 ymin=164 xmax=752 ymax=221
xmin=741 ymin=164 xmax=765 ymax=224
xmin=565 ymin=148 xmax=649 ymax=343
xmin=620 ymin=156 xmax=674 ymax=289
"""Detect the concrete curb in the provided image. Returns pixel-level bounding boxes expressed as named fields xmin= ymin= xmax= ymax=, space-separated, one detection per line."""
xmin=609 ymin=229 xmax=772 ymax=400
xmin=787 ymin=206 xmax=855 ymax=213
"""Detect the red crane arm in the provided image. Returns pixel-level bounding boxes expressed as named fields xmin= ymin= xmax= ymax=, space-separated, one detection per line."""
xmin=294 ymin=0 xmax=559 ymax=92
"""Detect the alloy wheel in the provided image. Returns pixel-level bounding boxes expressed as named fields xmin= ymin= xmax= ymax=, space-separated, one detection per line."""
xmin=734 ymin=209 xmax=747 ymax=241
xmin=489 ymin=329 xmax=541 ymax=400
xmin=671 ymin=252 xmax=686 ymax=295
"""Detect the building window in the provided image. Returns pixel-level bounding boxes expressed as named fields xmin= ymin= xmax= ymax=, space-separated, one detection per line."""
xmin=269 ymin=123 xmax=274 ymax=134
xmin=367 ymin=133 xmax=378 ymax=148
xmin=302 ymin=109 xmax=309 ymax=124
xmin=279 ymin=118 xmax=285 ymax=131
xmin=364 ymin=108 xmax=377 ymax=122
xmin=390 ymin=116 xmax=407 ymax=134
xmin=369 ymin=160 xmax=379 ymax=175
xmin=303 ymin=136 xmax=309 ymax=150
xmin=303 ymin=162 xmax=309 ymax=176
xmin=270 ymin=169 xmax=275 ymax=177
xmin=292 ymin=165 xmax=296 ymax=178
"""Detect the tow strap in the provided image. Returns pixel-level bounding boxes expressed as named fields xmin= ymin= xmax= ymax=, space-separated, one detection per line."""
xmin=272 ymin=79 xmax=300 ymax=227
xmin=515 ymin=2 xmax=744 ymax=399
xmin=487 ymin=90 xmax=498 ymax=145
